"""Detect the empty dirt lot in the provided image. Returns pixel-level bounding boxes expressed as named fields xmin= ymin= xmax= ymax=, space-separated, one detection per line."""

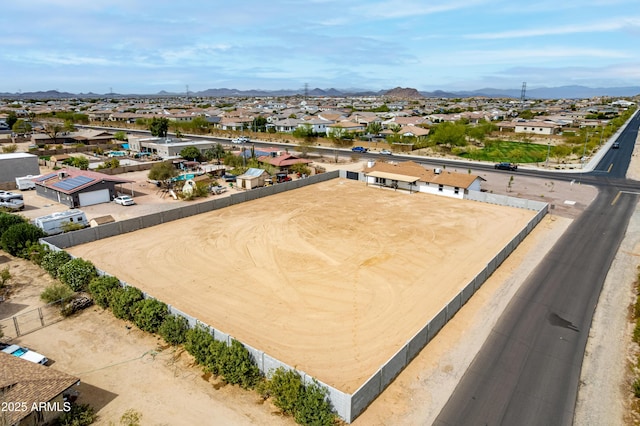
xmin=68 ymin=178 xmax=537 ymax=393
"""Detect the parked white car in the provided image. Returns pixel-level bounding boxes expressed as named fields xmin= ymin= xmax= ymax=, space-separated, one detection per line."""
xmin=113 ymin=195 xmax=135 ymax=206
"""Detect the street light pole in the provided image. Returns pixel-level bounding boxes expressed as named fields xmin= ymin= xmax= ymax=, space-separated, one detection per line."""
xmin=582 ymin=131 xmax=589 ymax=169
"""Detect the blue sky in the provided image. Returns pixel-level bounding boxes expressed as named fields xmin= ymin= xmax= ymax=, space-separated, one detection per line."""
xmin=1 ymin=0 xmax=638 ymax=94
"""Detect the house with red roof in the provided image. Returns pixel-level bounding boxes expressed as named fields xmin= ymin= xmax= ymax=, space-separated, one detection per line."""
xmin=257 ymin=153 xmax=312 ymax=173
xmin=34 ymin=168 xmax=133 ymax=207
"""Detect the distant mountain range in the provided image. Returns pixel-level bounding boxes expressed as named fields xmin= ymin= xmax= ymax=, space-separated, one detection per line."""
xmin=1 ymin=85 xmax=638 ymax=100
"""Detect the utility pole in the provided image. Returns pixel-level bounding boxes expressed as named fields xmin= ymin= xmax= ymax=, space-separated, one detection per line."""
xmin=520 ymin=82 xmax=527 ymax=111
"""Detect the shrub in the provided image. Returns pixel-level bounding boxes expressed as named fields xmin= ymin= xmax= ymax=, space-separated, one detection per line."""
xmin=40 ymin=282 xmax=74 ymax=303
xmin=52 ymin=402 xmax=95 ymax=426
xmin=0 ymin=267 xmax=10 ymax=288
xmin=41 ymin=250 xmax=72 ymax=278
xmin=0 ymin=222 xmax=46 ymax=257
xmin=294 ymin=380 xmax=336 ymax=426
xmin=109 ymin=286 xmax=143 ymax=321
xmin=159 ymin=315 xmax=189 ymax=346
xmin=634 ymin=320 xmax=640 ymax=344
xmin=27 ymin=243 xmax=49 ymax=265
xmin=218 ymin=339 xmax=262 ymax=389
xmin=184 ymin=323 xmax=216 ymax=365
xmin=88 ymin=275 xmax=121 ymax=308
xmin=634 ymin=378 xmax=640 ymax=398
xmin=58 ymin=258 xmax=96 ymax=291
xmin=132 ymin=298 xmax=168 ymax=333
xmin=266 ymin=367 xmax=303 ymax=415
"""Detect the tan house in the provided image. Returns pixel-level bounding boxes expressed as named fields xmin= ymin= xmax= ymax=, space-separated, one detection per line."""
xmin=363 ymin=160 xmax=484 ymax=199
xmin=257 ymin=154 xmax=312 ymax=173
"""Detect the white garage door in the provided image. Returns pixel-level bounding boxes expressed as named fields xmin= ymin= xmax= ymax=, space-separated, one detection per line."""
xmin=78 ymin=189 xmax=110 ymax=206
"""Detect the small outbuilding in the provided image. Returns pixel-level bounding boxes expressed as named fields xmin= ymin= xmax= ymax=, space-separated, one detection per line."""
xmin=0 ymin=152 xmax=40 ymax=185
xmin=236 ymin=168 xmax=270 ymax=190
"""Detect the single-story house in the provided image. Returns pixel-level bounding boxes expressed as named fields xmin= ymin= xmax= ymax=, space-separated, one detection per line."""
xmin=0 ymin=352 xmax=80 ymax=425
xmin=34 ymin=168 xmax=133 ymax=207
xmin=514 ymin=121 xmax=560 ymax=135
xmin=363 ymin=160 xmax=484 ymax=199
xmin=236 ymin=168 xmax=270 ymax=190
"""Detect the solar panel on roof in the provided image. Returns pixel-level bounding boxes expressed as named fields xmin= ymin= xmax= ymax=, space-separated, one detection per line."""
xmin=35 ymin=173 xmax=57 ymax=182
xmin=52 ymin=175 xmax=94 ymax=191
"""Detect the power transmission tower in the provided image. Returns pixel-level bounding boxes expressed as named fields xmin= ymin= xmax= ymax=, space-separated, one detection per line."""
xmin=520 ymin=82 xmax=527 ymax=110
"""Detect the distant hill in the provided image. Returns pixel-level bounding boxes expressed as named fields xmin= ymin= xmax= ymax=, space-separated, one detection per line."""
xmin=0 ymin=85 xmax=638 ymax=100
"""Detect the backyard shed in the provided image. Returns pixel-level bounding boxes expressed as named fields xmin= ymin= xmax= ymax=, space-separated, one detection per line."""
xmin=0 ymin=152 xmax=40 ymax=185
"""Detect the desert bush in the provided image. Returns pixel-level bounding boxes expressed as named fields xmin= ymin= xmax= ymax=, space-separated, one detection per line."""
xmin=265 ymin=367 xmax=303 ymax=415
xmin=52 ymin=402 xmax=95 ymax=426
xmin=158 ymin=315 xmax=189 ymax=346
xmin=217 ymin=339 xmax=262 ymax=389
xmin=41 ymin=250 xmax=72 ymax=278
xmin=109 ymin=286 xmax=143 ymax=321
xmin=294 ymin=380 xmax=336 ymax=426
xmin=0 ymin=267 xmax=10 ymax=288
xmin=40 ymin=282 xmax=74 ymax=303
xmin=132 ymin=298 xmax=168 ymax=333
xmin=88 ymin=275 xmax=121 ymax=308
xmin=634 ymin=378 xmax=640 ymax=398
xmin=58 ymin=258 xmax=96 ymax=291
xmin=0 ymin=222 xmax=46 ymax=257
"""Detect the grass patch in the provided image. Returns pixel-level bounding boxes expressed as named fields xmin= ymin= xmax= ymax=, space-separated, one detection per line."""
xmin=459 ymin=140 xmax=548 ymax=163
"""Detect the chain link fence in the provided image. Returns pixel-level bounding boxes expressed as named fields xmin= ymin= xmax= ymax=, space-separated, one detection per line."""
xmin=0 ymin=300 xmax=64 ymax=340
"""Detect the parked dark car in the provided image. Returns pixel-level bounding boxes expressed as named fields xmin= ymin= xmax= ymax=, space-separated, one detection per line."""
xmin=275 ymin=173 xmax=292 ymax=183
xmin=222 ymin=174 xmax=237 ymax=182
xmin=494 ymin=162 xmax=518 ymax=171
xmin=351 ymin=146 xmax=368 ymax=153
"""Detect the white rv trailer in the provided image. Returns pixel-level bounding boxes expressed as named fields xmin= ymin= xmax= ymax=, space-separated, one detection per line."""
xmin=34 ymin=209 xmax=88 ymax=235
xmin=15 ymin=174 xmax=40 ymax=190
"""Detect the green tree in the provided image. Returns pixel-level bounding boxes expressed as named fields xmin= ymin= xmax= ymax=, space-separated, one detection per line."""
xmin=366 ymin=121 xmax=382 ymax=135
xmin=132 ymin=298 xmax=168 ymax=333
xmin=180 ymin=146 xmax=201 ymax=161
xmin=251 ymin=116 xmax=267 ymax=132
xmin=430 ymin=122 xmax=467 ymax=150
xmin=44 ymin=122 xmax=64 ymax=143
xmin=67 ymin=156 xmax=89 ymax=170
xmin=113 ymin=131 xmax=127 ymax=141
xmin=0 ymin=223 xmax=45 ymax=257
xmin=149 ymin=117 xmax=169 ymax=137
xmin=293 ymin=123 xmax=316 ymax=157
xmin=6 ymin=111 xmax=17 ymax=129
xmin=184 ymin=323 xmax=216 ymax=365
xmin=12 ymin=119 xmax=32 ymax=135
xmin=58 ymin=258 xmax=97 ymax=292
xmin=203 ymin=143 xmax=225 ymax=164
xmin=63 ymin=120 xmax=76 ymax=133
xmin=0 ymin=212 xmax=26 ymax=237
xmin=148 ymin=161 xmax=178 ymax=187
xmin=551 ymin=144 xmax=572 ymax=164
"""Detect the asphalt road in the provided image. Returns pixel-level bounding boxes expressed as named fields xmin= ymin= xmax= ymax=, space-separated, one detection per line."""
xmin=435 ymin=112 xmax=640 ymax=426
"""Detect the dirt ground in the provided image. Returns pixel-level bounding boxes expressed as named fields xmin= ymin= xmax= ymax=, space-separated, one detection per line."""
xmin=2 ymin=152 xmax=619 ymax=425
xmin=67 ymin=178 xmax=536 ymax=393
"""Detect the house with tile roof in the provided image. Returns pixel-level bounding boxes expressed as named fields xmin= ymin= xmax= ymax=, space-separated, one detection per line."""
xmin=34 ymin=168 xmax=133 ymax=207
xmin=363 ymin=160 xmax=484 ymax=199
xmin=257 ymin=153 xmax=312 ymax=173
xmin=0 ymin=352 xmax=79 ymax=425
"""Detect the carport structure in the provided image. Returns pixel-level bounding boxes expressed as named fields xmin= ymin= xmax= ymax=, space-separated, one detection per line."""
xmin=364 ymin=170 xmax=420 ymax=192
